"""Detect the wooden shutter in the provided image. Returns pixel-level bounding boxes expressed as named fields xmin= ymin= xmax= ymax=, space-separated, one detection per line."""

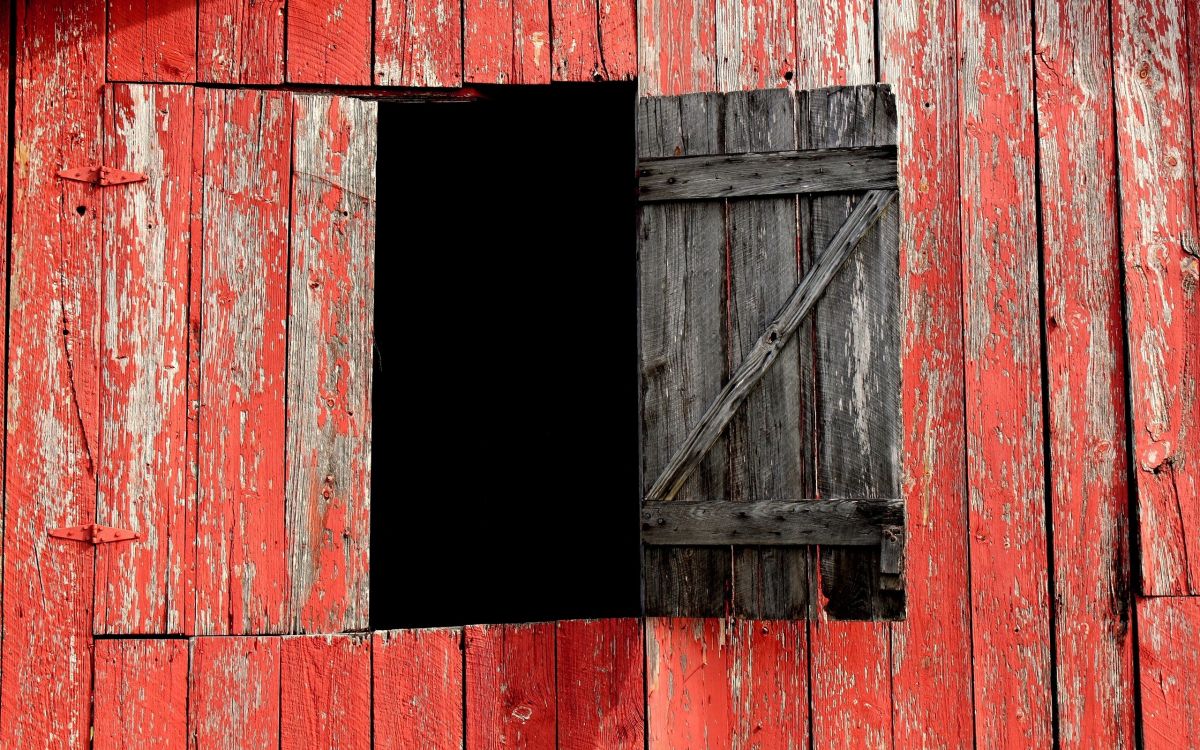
xmin=638 ymin=84 xmax=903 ymax=620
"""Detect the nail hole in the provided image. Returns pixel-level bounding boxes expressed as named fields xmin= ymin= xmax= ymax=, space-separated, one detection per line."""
xmin=75 ymin=205 xmax=86 ymax=216
xmin=783 ymin=70 xmax=794 ymax=82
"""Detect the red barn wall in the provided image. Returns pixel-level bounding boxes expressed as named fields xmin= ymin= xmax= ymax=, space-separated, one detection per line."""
xmin=1 ymin=0 xmax=1195 ymax=748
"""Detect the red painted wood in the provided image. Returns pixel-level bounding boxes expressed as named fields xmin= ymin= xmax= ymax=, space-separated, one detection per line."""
xmin=959 ymin=0 xmax=1054 ymax=745
xmin=646 ymin=618 xmax=808 ymax=748
xmin=637 ymin=0 xmax=715 ymax=95
xmin=1139 ymin=598 xmax=1200 ymax=749
xmin=374 ymin=628 xmax=464 ymax=750
xmin=598 ymin=0 xmax=637 ymax=81
xmin=551 ymin=0 xmax=602 ymax=80
xmin=1034 ymin=1 xmax=1135 ymax=747
xmin=189 ymin=636 xmax=281 ymax=749
xmin=93 ymin=639 xmax=189 ymax=750
xmin=1113 ymin=0 xmax=1200 ymax=596
xmin=714 ymin=0 xmax=794 ymax=90
xmin=280 ymin=635 xmax=371 ymax=750
xmin=464 ymin=0 xmax=551 ymax=84
xmin=465 ymin=622 xmax=556 ymax=749
xmin=94 ymin=84 xmax=194 ymax=636
xmin=374 ymin=0 xmax=463 ymax=87
xmin=877 ymin=2 xmax=974 ymax=746
xmin=794 ymin=0 xmax=872 ymax=90
xmin=107 ymin=0 xmax=196 ymax=81
xmin=2 ymin=1 xmax=102 ymax=746
xmin=193 ymin=88 xmax=292 ymax=635
xmin=287 ymin=0 xmax=372 ymax=84
xmin=198 ymin=0 xmax=285 ymax=84
xmin=556 ymin=619 xmax=644 ymax=750
xmin=810 ymin=620 xmax=891 ymax=748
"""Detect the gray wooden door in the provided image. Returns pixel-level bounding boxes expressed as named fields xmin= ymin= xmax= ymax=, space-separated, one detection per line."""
xmin=638 ymin=84 xmax=904 ymax=620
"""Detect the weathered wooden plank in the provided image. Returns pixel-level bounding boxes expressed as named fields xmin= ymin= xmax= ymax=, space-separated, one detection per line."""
xmin=375 ymin=0 xmax=463 ymax=87
xmin=715 ymin=0 xmax=794 ymax=90
xmin=557 ymin=619 xmax=644 ymax=750
xmin=194 ymin=88 xmax=292 ymax=635
xmin=2 ymin=2 xmax=103 ymax=746
xmin=811 ymin=619 xmax=893 ymax=747
xmin=643 ymin=498 xmax=903 ymax=545
xmin=374 ymin=628 xmax=464 ymax=750
xmin=198 ymin=0 xmax=285 ymax=84
xmin=463 ymin=0 xmax=550 ymax=84
xmin=94 ymin=84 xmax=194 ymax=636
xmin=280 ymin=635 xmax=371 ymax=750
xmin=646 ymin=188 xmax=897 ymax=506
xmin=107 ymin=0 xmax=197 ymax=81
xmin=638 ymin=145 xmax=897 ymax=202
xmin=287 ymin=0 xmax=372 ymax=84
xmin=285 ymin=94 xmax=376 ymax=634
xmin=1034 ymin=0 xmax=1135 ymax=746
xmin=878 ymin=0 xmax=974 ymax=744
xmin=189 ymin=637 xmax=281 ymax=750
xmin=1139 ymin=597 xmax=1200 ymax=749
xmin=794 ymin=0 xmax=872 ymax=91
xmin=465 ymin=622 xmax=555 ymax=749
xmin=1113 ymin=0 xmax=1200 ymax=596
xmin=598 ymin=0 xmax=637 ymax=81
xmin=93 ymin=639 xmax=189 ymax=750
xmin=959 ymin=0 xmax=1054 ymax=743
xmin=639 ymin=93 xmax=731 ymax=616
xmin=637 ymin=0 xmax=715 ymax=95
xmin=552 ymin=0 xmax=601 ymax=80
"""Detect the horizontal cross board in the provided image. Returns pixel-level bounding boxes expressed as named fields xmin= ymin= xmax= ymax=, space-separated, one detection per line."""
xmin=637 ymin=144 xmax=897 ymax=201
xmin=642 ymin=498 xmax=904 ymax=546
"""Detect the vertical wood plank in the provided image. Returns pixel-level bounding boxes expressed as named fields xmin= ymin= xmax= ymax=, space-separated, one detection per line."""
xmin=286 ymin=0 xmax=373 ymax=84
xmin=810 ymin=620 xmax=892 ymax=747
xmin=551 ymin=0 xmax=601 ymax=80
xmin=1034 ymin=0 xmax=1135 ymax=746
xmin=194 ymin=88 xmax=292 ymax=635
xmin=464 ymin=0 xmax=551 ymax=84
xmin=286 ymin=94 xmax=376 ymax=634
xmin=107 ymin=0 xmax=197 ymax=81
xmin=374 ymin=628 xmax=464 ymax=750
xmin=93 ymin=639 xmax=190 ymax=750
xmin=637 ymin=0 xmax=716 ymax=95
xmin=1112 ymin=0 xmax=1200 ymax=596
xmin=714 ymin=0 xmax=795 ymax=91
xmin=198 ymin=0 xmax=285 ymax=84
xmin=556 ymin=619 xmax=644 ymax=750
xmin=877 ymin=1 xmax=975 ymax=746
xmin=638 ymin=93 xmax=731 ymax=617
xmin=465 ymin=622 xmax=555 ymax=749
xmin=794 ymin=0 xmax=872 ymax=91
xmin=94 ymin=83 xmax=194 ymax=636
xmin=374 ymin=0 xmax=463 ymax=87
xmin=1138 ymin=597 xmax=1200 ymax=749
xmin=189 ymin=637 xmax=281 ymax=750
xmin=2 ymin=1 xmax=103 ymax=746
xmin=280 ymin=635 xmax=372 ymax=750
xmin=598 ymin=0 xmax=637 ymax=81
xmin=959 ymin=0 xmax=1054 ymax=744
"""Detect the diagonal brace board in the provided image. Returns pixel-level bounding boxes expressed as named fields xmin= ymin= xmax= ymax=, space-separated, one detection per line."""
xmin=644 ymin=188 xmax=899 ymax=503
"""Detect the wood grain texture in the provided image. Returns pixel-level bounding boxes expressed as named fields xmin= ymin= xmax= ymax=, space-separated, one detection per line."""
xmin=2 ymin=2 xmax=103 ymax=746
xmin=287 ymin=0 xmax=372 ymax=84
xmin=645 ymin=618 xmax=808 ymax=748
xmin=643 ymin=498 xmax=903 ymax=545
xmin=93 ymin=639 xmax=189 ymax=750
xmin=285 ymin=94 xmax=376 ymax=634
xmin=280 ymin=635 xmax=371 ymax=750
xmin=715 ymin=0 xmax=794 ymax=90
xmin=189 ymin=637 xmax=281 ymax=750
xmin=465 ymin=622 xmax=555 ymax=749
xmin=107 ymin=0 xmax=197 ymax=81
xmin=375 ymin=0 xmax=463 ymax=87
xmin=878 ymin=0 xmax=974 ymax=745
xmin=1138 ymin=597 xmax=1200 ymax=749
xmin=598 ymin=0 xmax=637 ymax=80
xmin=959 ymin=0 xmax=1054 ymax=744
xmin=94 ymin=84 xmax=194 ymax=636
xmin=810 ymin=619 xmax=892 ymax=748
xmin=374 ymin=628 xmax=464 ymax=750
xmin=794 ymin=0 xmax=872 ymax=91
xmin=557 ymin=619 xmax=644 ymax=750
xmin=1113 ymin=0 xmax=1200 ymax=596
xmin=1034 ymin=0 xmax=1135 ymax=746
xmin=550 ymin=0 xmax=636 ymax=81
xmin=638 ymin=93 xmax=731 ymax=616
xmin=194 ymin=88 xmax=292 ymax=635
xmin=463 ymin=0 xmax=550 ymax=83
xmin=637 ymin=0 xmax=715 ymax=95
xmin=198 ymin=0 xmax=285 ymax=83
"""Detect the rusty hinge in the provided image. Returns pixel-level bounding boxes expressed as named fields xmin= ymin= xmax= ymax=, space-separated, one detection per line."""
xmin=48 ymin=523 xmax=138 ymax=545
xmin=57 ymin=165 xmax=146 ymax=187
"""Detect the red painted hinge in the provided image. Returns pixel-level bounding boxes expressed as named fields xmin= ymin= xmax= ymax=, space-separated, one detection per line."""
xmin=57 ymin=165 xmax=146 ymax=187
xmin=48 ymin=523 xmax=138 ymax=545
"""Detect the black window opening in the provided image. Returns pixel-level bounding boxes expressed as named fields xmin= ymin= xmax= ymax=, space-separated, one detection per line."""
xmin=371 ymin=84 xmax=641 ymax=628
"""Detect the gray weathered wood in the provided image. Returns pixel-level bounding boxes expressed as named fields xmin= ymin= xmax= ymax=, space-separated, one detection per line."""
xmin=644 ymin=187 xmax=897 ymax=505
xmin=642 ymin=498 xmax=904 ymax=545
xmin=637 ymin=144 xmax=897 ymax=201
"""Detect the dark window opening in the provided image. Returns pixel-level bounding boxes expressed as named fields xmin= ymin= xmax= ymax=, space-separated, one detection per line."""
xmin=371 ymin=83 xmax=641 ymax=628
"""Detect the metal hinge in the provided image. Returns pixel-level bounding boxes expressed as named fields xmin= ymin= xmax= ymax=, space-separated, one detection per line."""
xmin=48 ymin=523 xmax=138 ymax=545
xmin=57 ymin=165 xmax=146 ymax=187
